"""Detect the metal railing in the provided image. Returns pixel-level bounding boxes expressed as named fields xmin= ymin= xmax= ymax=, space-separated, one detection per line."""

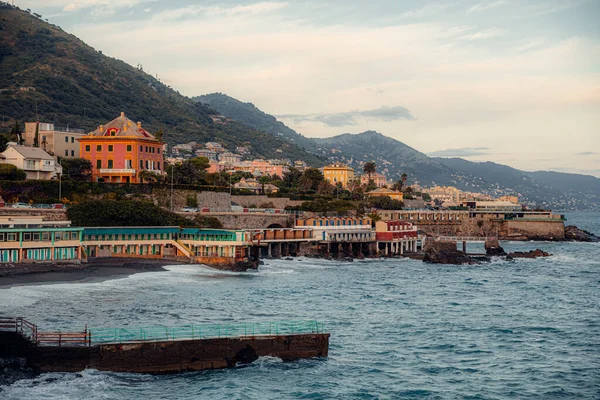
xmin=89 ymin=320 xmax=325 ymax=344
xmin=1 ymin=316 xmax=90 ymax=347
xmin=1 ymin=318 xmax=325 ymax=346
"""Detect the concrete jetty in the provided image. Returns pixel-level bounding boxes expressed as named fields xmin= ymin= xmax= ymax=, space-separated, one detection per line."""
xmin=0 ymin=317 xmax=329 ymax=374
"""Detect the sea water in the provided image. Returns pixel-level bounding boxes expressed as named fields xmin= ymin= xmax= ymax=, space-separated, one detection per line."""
xmin=0 ymin=213 xmax=599 ymax=399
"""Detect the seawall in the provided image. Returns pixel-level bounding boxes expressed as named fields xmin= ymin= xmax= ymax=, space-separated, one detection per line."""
xmin=0 ymin=331 xmax=329 ymax=374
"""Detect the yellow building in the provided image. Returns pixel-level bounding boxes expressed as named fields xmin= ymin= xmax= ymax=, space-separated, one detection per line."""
xmin=497 ymin=195 xmax=519 ymax=204
xmin=367 ymin=187 xmax=404 ymax=201
xmin=323 ymin=162 xmax=354 ymax=188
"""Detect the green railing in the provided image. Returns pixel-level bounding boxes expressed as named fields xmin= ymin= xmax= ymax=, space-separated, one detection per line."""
xmin=89 ymin=320 xmax=325 ymax=344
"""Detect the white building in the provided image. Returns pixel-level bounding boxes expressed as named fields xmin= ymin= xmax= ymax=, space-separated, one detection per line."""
xmin=0 ymin=145 xmax=62 ymax=180
xmin=23 ymin=122 xmax=85 ymax=158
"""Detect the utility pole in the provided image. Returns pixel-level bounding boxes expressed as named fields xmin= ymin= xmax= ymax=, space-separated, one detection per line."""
xmin=57 ymin=159 xmax=62 ymax=203
xmin=170 ymin=165 xmax=174 ymax=212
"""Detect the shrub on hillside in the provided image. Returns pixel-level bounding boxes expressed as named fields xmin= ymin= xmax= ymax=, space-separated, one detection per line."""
xmin=67 ymin=199 xmax=197 ymax=227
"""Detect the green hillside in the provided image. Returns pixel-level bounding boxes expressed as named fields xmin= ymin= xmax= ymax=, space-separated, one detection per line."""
xmin=0 ymin=4 xmax=321 ymax=163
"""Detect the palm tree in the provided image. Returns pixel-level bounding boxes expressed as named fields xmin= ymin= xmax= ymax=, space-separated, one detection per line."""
xmin=363 ymin=161 xmax=376 ymax=183
xmin=258 ymin=175 xmax=271 ymax=194
xmin=401 ymin=173 xmax=408 ymax=187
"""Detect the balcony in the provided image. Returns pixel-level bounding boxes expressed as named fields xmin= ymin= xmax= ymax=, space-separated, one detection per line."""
xmin=99 ymin=169 xmax=136 ymax=174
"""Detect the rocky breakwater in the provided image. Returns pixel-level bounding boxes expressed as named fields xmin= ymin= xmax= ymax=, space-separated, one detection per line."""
xmin=423 ymin=241 xmax=474 ymax=265
xmin=484 ymin=239 xmax=551 ymax=260
xmin=423 ymin=239 xmax=552 ymax=265
xmin=564 ymin=225 xmax=600 ymax=242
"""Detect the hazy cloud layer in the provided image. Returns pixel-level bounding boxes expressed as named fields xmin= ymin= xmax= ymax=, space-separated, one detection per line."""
xmin=428 ymin=147 xmax=491 ymax=157
xmin=18 ymin=0 xmax=600 ymax=176
xmin=576 ymin=152 xmax=596 ymax=156
xmin=278 ymin=106 xmax=415 ymax=127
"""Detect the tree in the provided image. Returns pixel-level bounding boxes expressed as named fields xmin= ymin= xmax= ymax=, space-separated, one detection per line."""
xmin=60 ymin=157 xmax=92 ymax=181
xmin=0 ymin=164 xmax=27 ymax=181
xmin=9 ymin=122 xmax=22 ymax=144
xmin=189 ymin=156 xmax=210 ymax=172
xmin=299 ymin=168 xmax=324 ymax=193
xmin=67 ymin=200 xmax=197 ymax=227
xmin=0 ymin=133 xmax=9 ymax=153
xmin=363 ymin=161 xmax=376 ymax=182
xmin=154 ymin=129 xmax=164 ymax=142
xmin=391 ymin=180 xmax=403 ymax=192
xmin=258 ymin=175 xmax=271 ymax=194
xmin=366 ymin=195 xmax=404 ymax=210
xmin=282 ymin=168 xmax=302 ymax=189
xmin=33 ymin=122 xmax=39 ymax=147
xmin=139 ymin=170 xmax=162 ymax=184
xmin=317 ymin=180 xmax=335 ymax=195
xmin=365 ymin=179 xmax=377 ymax=192
xmin=401 ymin=173 xmax=408 ymax=187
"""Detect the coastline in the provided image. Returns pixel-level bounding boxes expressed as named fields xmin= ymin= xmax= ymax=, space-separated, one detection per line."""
xmin=0 ymin=258 xmax=181 ymax=288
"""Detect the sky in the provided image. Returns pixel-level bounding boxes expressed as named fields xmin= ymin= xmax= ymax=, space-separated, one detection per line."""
xmin=16 ymin=0 xmax=600 ymax=177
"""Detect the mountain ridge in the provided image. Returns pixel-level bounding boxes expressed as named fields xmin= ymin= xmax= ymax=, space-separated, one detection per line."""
xmin=0 ymin=4 xmax=323 ymax=164
xmin=194 ymin=93 xmax=600 ymax=210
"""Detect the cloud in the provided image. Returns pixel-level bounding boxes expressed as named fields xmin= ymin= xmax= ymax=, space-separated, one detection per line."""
xmin=576 ymin=152 xmax=596 ymax=156
xmin=467 ymin=1 xmax=507 ymax=14
xmin=461 ymin=28 xmax=505 ymax=41
xmin=58 ymin=0 xmax=152 ymax=16
xmin=428 ymin=147 xmax=491 ymax=157
xmin=278 ymin=106 xmax=415 ymax=127
xmin=152 ymin=2 xmax=288 ymax=22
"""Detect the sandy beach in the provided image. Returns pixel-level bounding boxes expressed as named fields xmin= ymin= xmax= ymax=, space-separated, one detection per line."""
xmin=0 ymin=258 xmax=179 ymax=288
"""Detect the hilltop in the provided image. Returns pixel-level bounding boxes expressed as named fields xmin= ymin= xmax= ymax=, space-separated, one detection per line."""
xmin=194 ymin=93 xmax=319 ymax=154
xmin=0 ymin=4 xmax=323 ymax=164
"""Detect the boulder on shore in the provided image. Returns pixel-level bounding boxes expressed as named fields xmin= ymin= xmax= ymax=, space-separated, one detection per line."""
xmin=564 ymin=225 xmax=600 ymax=242
xmin=484 ymin=239 xmax=507 ymax=256
xmin=423 ymin=241 xmax=473 ymax=265
xmin=507 ymin=249 xmax=551 ymax=259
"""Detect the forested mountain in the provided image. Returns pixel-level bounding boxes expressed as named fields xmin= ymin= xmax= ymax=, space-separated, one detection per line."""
xmin=194 ymin=92 xmax=600 ymax=210
xmin=194 ymin=93 xmax=319 ymax=153
xmin=0 ymin=4 xmax=323 ymax=163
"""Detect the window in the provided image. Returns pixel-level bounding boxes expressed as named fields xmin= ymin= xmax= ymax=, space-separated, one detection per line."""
xmin=71 ymin=150 xmax=75 ymax=157
xmin=108 ymin=160 xmax=113 ymax=169
xmin=146 ymin=160 xmax=149 ymax=169
xmin=158 ymin=148 xmax=161 ymax=154
xmin=65 ymin=150 xmax=69 ymax=156
xmin=140 ymin=160 xmax=144 ymax=169
xmin=140 ymin=145 xmax=143 ymax=152
xmin=97 ymin=145 xmax=102 ymax=152
xmin=125 ymin=159 xmax=132 ymax=169
xmin=23 ymin=233 xmax=31 ymax=241
xmin=85 ymin=145 xmax=90 ymax=152
xmin=65 ymin=136 xmax=69 ymax=143
xmin=108 ymin=145 xmax=113 ymax=152
xmin=127 ymin=145 xmax=132 ymax=152
xmin=96 ymin=160 xmax=102 ymax=169
xmin=24 ymin=160 xmax=35 ymax=169
xmin=157 ymin=162 xmax=160 ymax=170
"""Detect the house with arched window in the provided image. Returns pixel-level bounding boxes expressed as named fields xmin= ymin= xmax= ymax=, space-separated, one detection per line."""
xmin=78 ymin=112 xmax=164 ymax=183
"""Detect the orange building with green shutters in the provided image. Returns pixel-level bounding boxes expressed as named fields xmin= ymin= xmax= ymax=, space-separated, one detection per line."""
xmin=79 ymin=112 xmax=164 ymax=183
